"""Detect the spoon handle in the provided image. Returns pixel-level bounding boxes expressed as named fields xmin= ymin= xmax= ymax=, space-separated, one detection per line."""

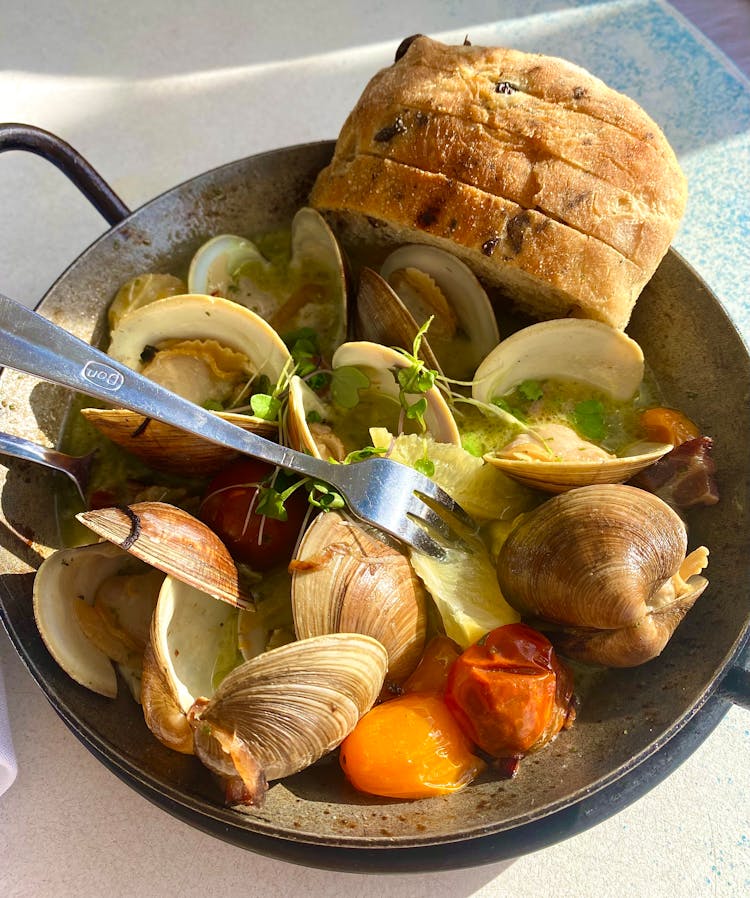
xmin=0 ymin=294 xmax=331 ymax=481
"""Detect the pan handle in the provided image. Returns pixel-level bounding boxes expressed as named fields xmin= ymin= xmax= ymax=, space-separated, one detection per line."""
xmin=0 ymin=123 xmax=130 ymax=226
xmin=716 ymin=642 xmax=750 ymax=711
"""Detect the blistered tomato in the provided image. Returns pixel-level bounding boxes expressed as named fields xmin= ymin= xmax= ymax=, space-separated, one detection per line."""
xmin=639 ymin=407 xmax=700 ymax=447
xmin=199 ymin=458 xmax=308 ymax=570
xmin=340 ymin=692 xmax=485 ymax=799
xmin=444 ymin=623 xmax=575 ymax=757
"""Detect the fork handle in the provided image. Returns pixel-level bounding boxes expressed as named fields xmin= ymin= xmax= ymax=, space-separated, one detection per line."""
xmin=0 ymin=294 xmax=333 ymax=482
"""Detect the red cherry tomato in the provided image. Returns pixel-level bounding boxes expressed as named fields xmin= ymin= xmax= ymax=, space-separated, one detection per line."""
xmin=444 ymin=623 xmax=575 ymax=757
xmin=199 ymin=458 xmax=308 ymax=570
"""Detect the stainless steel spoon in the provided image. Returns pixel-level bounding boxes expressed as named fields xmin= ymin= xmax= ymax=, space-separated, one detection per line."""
xmin=0 ymin=431 xmax=94 ymax=503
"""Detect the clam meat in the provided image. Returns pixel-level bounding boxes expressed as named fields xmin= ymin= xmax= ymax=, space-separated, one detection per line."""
xmin=187 ymin=207 xmax=347 ymax=362
xmin=82 ymin=293 xmax=291 ymax=476
xmin=470 ymin=319 xmax=672 ymax=492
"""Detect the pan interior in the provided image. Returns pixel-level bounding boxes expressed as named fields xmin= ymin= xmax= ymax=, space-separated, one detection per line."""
xmin=1 ymin=142 xmax=748 ymax=849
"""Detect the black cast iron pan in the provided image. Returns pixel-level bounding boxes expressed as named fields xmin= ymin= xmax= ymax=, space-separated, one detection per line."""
xmin=0 ymin=124 xmax=748 ymax=871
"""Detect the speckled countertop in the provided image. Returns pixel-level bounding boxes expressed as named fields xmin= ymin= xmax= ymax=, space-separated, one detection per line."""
xmin=0 ymin=2 xmax=748 ymax=896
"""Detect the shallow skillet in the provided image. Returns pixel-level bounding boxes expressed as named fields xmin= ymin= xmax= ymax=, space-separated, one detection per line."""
xmin=0 ymin=124 xmax=748 ymax=872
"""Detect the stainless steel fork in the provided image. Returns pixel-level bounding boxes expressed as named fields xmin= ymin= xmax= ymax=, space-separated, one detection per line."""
xmin=0 ymin=294 xmax=473 ymax=558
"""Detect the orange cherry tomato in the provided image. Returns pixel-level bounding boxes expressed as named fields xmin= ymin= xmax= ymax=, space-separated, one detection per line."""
xmin=340 ymin=693 xmax=485 ymax=799
xmin=401 ymin=635 xmax=461 ymax=694
xmin=444 ymin=623 xmax=574 ymax=757
xmin=639 ymin=407 xmax=700 ymax=447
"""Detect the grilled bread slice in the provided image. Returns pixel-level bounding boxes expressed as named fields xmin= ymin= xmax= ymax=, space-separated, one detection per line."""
xmin=310 ymin=153 xmax=645 ymax=329
xmin=335 ymin=104 xmax=674 ymax=271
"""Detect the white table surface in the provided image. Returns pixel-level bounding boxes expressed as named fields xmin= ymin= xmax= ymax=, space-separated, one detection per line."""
xmin=1 ymin=2 xmax=749 ymax=896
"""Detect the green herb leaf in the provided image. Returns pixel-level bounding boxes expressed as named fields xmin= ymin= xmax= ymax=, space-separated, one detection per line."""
xmin=414 ymin=456 xmax=435 ymax=477
xmin=250 ymin=393 xmax=281 ymax=420
xmin=491 ymin=397 xmax=527 ymax=424
xmin=518 ymin=379 xmax=543 ymax=402
xmin=405 ymin=397 xmax=428 ymax=421
xmin=306 ymin=409 xmax=322 ymax=424
xmin=342 ymin=445 xmax=387 ymax=465
xmin=255 ymin=486 xmax=288 ymax=521
xmin=202 ymin=399 xmax=225 ymax=412
xmin=307 ymin=480 xmax=346 ymax=510
xmin=573 ymin=399 xmax=606 ymax=441
xmin=331 ymin=366 xmax=370 ymax=409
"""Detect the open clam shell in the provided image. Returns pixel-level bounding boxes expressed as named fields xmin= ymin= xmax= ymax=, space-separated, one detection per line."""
xmin=378 ymin=244 xmax=500 ymax=380
xmin=84 ymin=293 xmax=290 ymax=475
xmin=487 ymin=440 xmax=674 ymax=494
xmin=287 ymin=340 xmax=460 ymax=459
xmin=496 ymin=484 xmax=709 ymax=666
xmin=77 ymin=502 xmax=252 ymax=609
xmin=354 ymin=268 xmax=444 ymax=374
xmin=33 ymin=542 xmax=163 ymax=698
xmin=472 ymin=319 xmax=671 ymax=491
xmin=291 ymin=510 xmax=427 ymax=682
xmin=187 ymin=633 xmax=388 ymax=804
xmin=141 ymin=575 xmax=241 ymax=753
xmin=472 ymin=318 xmax=645 ymax=403
xmin=187 ymin=207 xmax=347 ymax=362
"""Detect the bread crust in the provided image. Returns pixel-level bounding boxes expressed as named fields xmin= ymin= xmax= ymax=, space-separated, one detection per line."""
xmin=310 ymin=36 xmax=687 ymax=329
xmin=346 ymin=51 xmax=686 ymax=216
xmin=337 ymin=104 xmax=673 ymax=271
xmin=398 ymin=37 xmax=680 ymax=158
xmin=310 ymin=154 xmax=644 ymax=329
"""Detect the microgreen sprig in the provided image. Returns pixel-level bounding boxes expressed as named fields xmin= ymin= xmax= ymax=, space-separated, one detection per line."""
xmin=394 ymin=317 xmax=439 ymax=433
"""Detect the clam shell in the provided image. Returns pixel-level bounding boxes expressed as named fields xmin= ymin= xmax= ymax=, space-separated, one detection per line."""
xmin=331 ymin=341 xmax=461 ymax=444
xmin=473 ymin=318 xmax=644 ymax=403
xmin=286 ymin=340 xmax=461 ymax=458
xmin=291 ymin=511 xmax=427 ymax=682
xmin=354 ymin=267 xmax=444 ymax=373
xmin=472 ymin=318 xmax=670 ymax=491
xmin=108 ymin=293 xmax=290 ymax=378
xmin=496 ymin=484 xmax=691 ymax=631
xmin=188 ymin=633 xmax=388 ymax=787
xmin=549 ymin=575 xmax=708 ymax=667
xmin=141 ymin=575 xmax=241 ymax=753
xmin=33 ymin=542 xmax=159 ymax=698
xmin=379 ymin=244 xmax=500 ymax=380
xmin=94 ymin=292 xmax=291 ymax=473
xmin=77 ymin=502 xmax=252 ymax=609
xmin=80 ymin=408 xmax=278 ymax=477
xmin=485 ymin=440 xmax=673 ymax=493
xmin=187 ymin=208 xmax=347 ymax=362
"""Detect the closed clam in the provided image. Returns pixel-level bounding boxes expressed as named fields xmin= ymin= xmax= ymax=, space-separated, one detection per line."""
xmin=496 ymin=484 xmax=709 ymax=666
xmin=291 ymin=510 xmax=427 ymax=682
xmin=358 ymin=245 xmax=500 ymax=381
xmin=287 ymin=340 xmax=460 ymax=459
xmin=83 ymin=293 xmax=290 ymax=476
xmin=471 ymin=319 xmax=672 ymax=492
xmin=187 ymin=633 xmax=388 ymax=806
